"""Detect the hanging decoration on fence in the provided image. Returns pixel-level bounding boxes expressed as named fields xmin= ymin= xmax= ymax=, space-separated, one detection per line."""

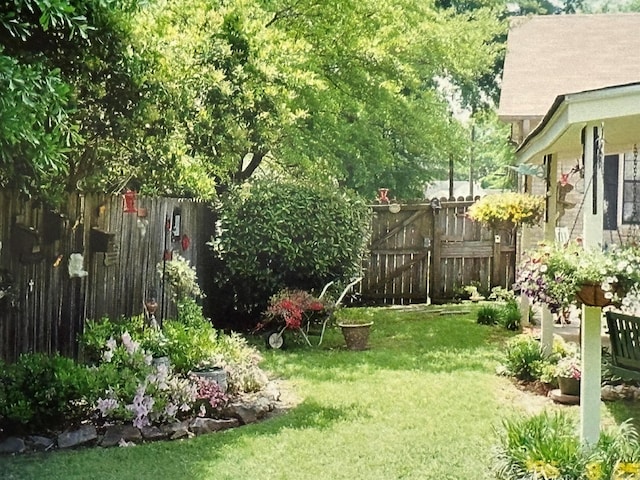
xmin=377 ymin=188 xmax=390 ymax=204
xmin=181 ymin=234 xmax=190 ymax=251
xmin=137 ymin=218 xmax=148 ymax=238
xmin=68 ymin=253 xmax=88 ymax=278
xmin=171 ymin=207 xmax=181 ymax=241
xmin=123 ymin=190 xmax=137 ymax=213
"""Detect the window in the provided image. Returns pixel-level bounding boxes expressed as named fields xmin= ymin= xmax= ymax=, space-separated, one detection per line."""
xmin=623 ymin=152 xmax=640 ymax=224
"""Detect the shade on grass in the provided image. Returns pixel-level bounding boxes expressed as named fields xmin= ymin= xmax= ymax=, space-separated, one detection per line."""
xmin=2 ymin=305 xmax=639 ymax=480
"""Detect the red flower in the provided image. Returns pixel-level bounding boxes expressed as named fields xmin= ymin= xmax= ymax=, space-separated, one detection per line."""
xmin=308 ymin=301 xmax=325 ymax=311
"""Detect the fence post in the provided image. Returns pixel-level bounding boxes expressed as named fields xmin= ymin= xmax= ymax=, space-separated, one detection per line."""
xmin=491 ymin=231 xmax=502 ymax=287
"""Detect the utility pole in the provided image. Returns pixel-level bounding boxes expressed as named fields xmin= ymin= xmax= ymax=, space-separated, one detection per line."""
xmin=469 ymin=123 xmax=475 ymax=198
xmin=448 ymin=154 xmax=454 ymax=199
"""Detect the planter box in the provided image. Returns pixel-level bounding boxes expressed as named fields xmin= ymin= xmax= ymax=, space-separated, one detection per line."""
xmin=90 ymin=228 xmax=116 ymax=253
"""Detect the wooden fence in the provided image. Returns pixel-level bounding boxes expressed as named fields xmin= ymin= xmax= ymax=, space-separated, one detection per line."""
xmin=0 ymin=191 xmax=214 ymax=362
xmin=0 ymin=192 xmax=516 ymax=361
xmin=361 ymin=199 xmax=517 ymax=305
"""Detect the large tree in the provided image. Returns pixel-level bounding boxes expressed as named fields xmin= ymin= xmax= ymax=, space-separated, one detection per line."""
xmin=128 ymin=0 xmax=504 ymax=200
xmin=0 ymin=0 xmax=148 ymax=203
xmin=1 ymin=0 xmax=505 ymax=201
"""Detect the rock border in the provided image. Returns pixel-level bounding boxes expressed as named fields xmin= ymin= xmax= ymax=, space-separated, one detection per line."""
xmin=0 ymin=380 xmax=296 ymax=455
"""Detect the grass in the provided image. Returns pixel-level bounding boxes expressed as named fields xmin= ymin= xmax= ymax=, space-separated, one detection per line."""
xmin=2 ymin=304 xmax=640 ymax=479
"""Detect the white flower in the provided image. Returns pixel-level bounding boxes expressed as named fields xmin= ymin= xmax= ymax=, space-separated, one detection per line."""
xmin=106 ymin=337 xmax=117 ymax=350
xmin=604 ymin=291 xmax=613 ymax=299
xmin=540 ymin=265 xmax=548 ymax=273
xmin=102 ymin=350 xmax=113 ymax=362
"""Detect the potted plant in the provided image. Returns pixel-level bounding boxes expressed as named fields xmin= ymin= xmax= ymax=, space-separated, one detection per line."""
xmin=554 ymin=354 xmax=581 ymax=396
xmin=333 ymin=307 xmax=374 ymax=351
xmin=467 ymin=192 xmax=545 ymax=231
xmin=191 ymin=359 xmax=228 ymax=393
xmin=517 ymin=243 xmax=640 ymax=312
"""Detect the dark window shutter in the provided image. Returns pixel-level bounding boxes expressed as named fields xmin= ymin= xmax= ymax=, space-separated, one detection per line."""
xmin=603 ymin=154 xmax=619 ymax=230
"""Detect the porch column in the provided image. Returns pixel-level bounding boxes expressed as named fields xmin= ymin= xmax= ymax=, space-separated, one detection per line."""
xmin=541 ymin=153 xmax=558 ymax=354
xmin=580 ymin=125 xmax=604 ymax=445
xmin=580 ymin=305 xmax=602 ymax=445
xmin=582 ymin=125 xmax=604 ymax=248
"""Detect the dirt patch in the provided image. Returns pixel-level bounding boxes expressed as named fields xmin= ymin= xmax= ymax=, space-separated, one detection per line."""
xmin=496 ymin=378 xmax=576 ymax=416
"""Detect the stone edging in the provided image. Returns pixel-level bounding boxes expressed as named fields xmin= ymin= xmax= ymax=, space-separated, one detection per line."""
xmin=0 ymin=380 xmax=294 ymax=455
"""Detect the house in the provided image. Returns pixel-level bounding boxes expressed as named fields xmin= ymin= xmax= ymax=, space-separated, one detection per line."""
xmin=499 ymin=13 xmax=640 ymax=251
xmin=423 ymin=180 xmax=499 ymax=200
xmin=499 ymin=13 xmax=640 ymax=444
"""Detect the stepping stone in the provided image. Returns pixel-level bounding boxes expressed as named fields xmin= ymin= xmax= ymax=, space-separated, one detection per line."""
xmin=549 ymin=389 xmax=580 ymax=405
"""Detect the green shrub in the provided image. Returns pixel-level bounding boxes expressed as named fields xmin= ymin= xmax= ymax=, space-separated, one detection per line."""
xmin=499 ymin=300 xmax=522 ymax=331
xmin=493 ymin=411 xmax=584 ymax=479
xmin=209 ymin=177 xmax=369 ymax=326
xmin=158 ymin=254 xmax=203 ymax=302
xmin=489 ymin=286 xmax=517 ymax=303
xmin=493 ymin=411 xmax=640 ymax=480
xmin=502 ymin=334 xmax=547 ymax=382
xmin=476 ymin=304 xmax=500 ymax=325
xmin=0 ymin=353 xmax=95 ymax=431
xmin=80 ymin=315 xmax=145 ymax=364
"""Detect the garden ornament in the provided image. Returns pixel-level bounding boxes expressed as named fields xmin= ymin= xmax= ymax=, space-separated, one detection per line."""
xmin=68 ymin=253 xmax=88 ymax=278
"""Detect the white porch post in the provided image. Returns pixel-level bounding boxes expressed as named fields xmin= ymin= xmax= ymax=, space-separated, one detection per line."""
xmin=581 ymin=305 xmax=602 ymax=444
xmin=519 ymin=292 xmax=530 ymax=327
xmin=541 ymin=154 xmax=558 ymax=354
xmin=582 ymin=125 xmax=604 ymax=248
xmin=580 ymin=124 xmax=604 ymax=445
xmin=541 ymin=306 xmax=554 ymax=355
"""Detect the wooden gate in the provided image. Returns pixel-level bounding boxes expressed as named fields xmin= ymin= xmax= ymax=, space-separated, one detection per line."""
xmin=362 ymin=204 xmax=433 ymax=304
xmin=361 ymin=199 xmax=517 ymax=305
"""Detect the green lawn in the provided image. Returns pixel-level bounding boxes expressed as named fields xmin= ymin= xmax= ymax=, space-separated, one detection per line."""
xmin=3 ymin=305 xmax=640 ymax=480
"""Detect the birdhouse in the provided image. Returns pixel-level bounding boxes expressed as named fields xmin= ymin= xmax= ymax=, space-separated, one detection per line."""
xmin=43 ymin=210 xmax=66 ymax=244
xmin=90 ymin=227 xmax=116 ymax=253
xmin=11 ymin=223 xmax=43 ymax=264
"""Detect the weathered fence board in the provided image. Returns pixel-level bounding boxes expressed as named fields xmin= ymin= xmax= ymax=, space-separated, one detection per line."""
xmin=0 ymin=191 xmax=214 ymax=362
xmin=361 ymin=199 xmax=517 ymax=305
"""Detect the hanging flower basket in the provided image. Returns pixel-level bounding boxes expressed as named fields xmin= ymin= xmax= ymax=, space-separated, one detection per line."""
xmin=576 ymin=282 xmax=613 ymax=308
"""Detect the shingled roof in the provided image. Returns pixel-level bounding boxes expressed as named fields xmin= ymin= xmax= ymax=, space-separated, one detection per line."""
xmin=499 ymin=13 xmax=640 ymax=120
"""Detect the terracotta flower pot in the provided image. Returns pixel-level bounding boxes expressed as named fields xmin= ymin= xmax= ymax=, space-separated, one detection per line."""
xmin=338 ymin=322 xmax=373 ymax=351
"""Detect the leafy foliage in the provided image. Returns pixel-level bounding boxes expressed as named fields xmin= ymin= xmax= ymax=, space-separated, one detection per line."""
xmin=0 ymin=353 xmax=96 ymax=430
xmin=499 ymin=301 xmax=522 ymax=331
xmin=493 ymin=411 xmax=585 ymax=479
xmin=493 ymin=411 xmax=640 ymax=480
xmin=467 ymin=192 xmax=545 ymax=229
xmin=159 ymin=254 xmax=203 ymax=302
xmin=501 ymin=334 xmax=546 ymax=382
xmin=209 ymin=177 xmax=369 ymax=326
xmin=476 ymin=304 xmax=501 ymax=326
xmin=0 ymin=0 xmax=147 ymax=203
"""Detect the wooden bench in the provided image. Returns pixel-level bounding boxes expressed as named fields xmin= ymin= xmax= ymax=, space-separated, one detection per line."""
xmin=605 ymin=311 xmax=640 ymax=381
